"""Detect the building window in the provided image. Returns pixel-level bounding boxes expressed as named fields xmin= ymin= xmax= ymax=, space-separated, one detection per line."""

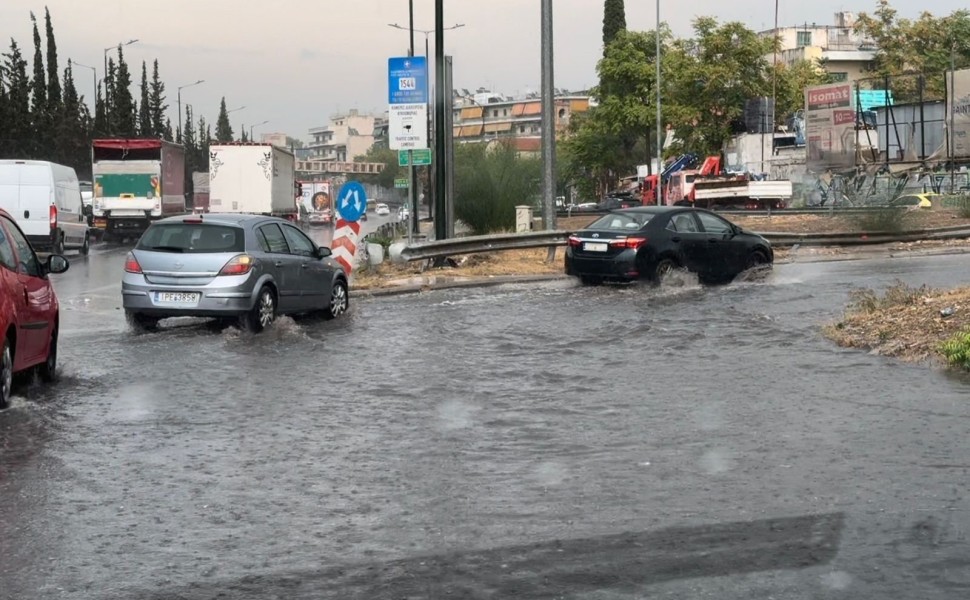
xmin=830 ymin=72 xmax=848 ymax=82
xmin=796 ymin=31 xmax=812 ymax=47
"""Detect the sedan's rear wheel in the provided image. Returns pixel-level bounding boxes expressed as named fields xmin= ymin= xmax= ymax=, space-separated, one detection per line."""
xmin=80 ymin=234 xmax=90 ymax=256
xmin=241 ymin=286 xmax=276 ymax=333
xmin=1 ymin=338 xmax=13 ymax=410
xmin=653 ymin=258 xmax=678 ymax=283
xmin=323 ymin=279 xmax=349 ymax=319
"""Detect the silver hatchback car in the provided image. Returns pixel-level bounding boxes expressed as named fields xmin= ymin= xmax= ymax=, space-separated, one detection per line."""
xmin=122 ymin=214 xmax=349 ymax=332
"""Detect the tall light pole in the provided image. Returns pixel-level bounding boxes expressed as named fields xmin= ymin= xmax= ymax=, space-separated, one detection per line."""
xmin=225 ymin=105 xmax=245 ymax=139
xmin=103 ymin=38 xmax=138 ymax=133
xmin=540 ymin=0 xmax=556 ymax=248
xmin=250 ymin=120 xmax=269 ymax=141
xmin=656 ymin=0 xmax=663 ymax=203
xmin=177 ymin=79 xmax=205 ymax=144
xmin=70 ymin=60 xmax=98 ymax=116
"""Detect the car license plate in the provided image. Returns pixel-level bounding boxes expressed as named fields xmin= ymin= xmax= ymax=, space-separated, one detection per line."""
xmin=584 ymin=242 xmax=608 ymax=252
xmin=154 ymin=291 xmax=200 ymax=305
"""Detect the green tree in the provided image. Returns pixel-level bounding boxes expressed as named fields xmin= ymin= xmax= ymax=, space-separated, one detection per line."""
xmin=103 ymin=57 xmax=115 ymax=131
xmin=163 ymin=117 xmax=173 ymax=141
xmin=772 ymin=59 xmax=832 ymax=122
xmin=354 ymin=145 xmax=404 ymax=189
xmin=138 ymin=61 xmax=152 ymax=136
xmin=663 ymin=17 xmax=774 ymax=155
xmin=563 ymin=28 xmax=669 ymax=195
xmin=148 ymin=60 xmax=168 ymax=138
xmin=109 ymin=46 xmax=137 ymax=136
xmin=93 ymin=82 xmax=107 ymax=136
xmin=454 ymin=141 xmax=541 ymax=234
xmin=59 ymin=62 xmax=91 ymax=175
xmin=29 ymin=13 xmax=45 ymax=116
xmin=602 ymin=0 xmax=626 ymax=49
xmin=44 ymin=8 xmax=60 ymax=112
xmin=215 ymin=97 xmax=233 ymax=142
xmin=2 ymin=40 xmax=31 ymax=157
xmin=855 ymin=1 xmax=970 ymax=100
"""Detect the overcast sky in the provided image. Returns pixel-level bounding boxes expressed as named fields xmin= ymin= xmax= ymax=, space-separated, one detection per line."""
xmin=3 ymin=1 xmax=964 ymax=141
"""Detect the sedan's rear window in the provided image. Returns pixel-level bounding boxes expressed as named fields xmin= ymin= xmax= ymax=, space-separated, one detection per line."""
xmin=587 ymin=212 xmax=653 ymax=231
xmin=137 ymin=223 xmax=245 ymax=253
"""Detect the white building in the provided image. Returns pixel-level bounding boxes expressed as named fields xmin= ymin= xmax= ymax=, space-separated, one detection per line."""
xmin=759 ymin=12 xmax=876 ymax=84
xmin=306 ymin=109 xmax=378 ymax=162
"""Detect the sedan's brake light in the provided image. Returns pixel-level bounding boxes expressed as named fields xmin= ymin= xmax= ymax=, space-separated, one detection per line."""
xmin=124 ymin=252 xmax=142 ymax=274
xmin=219 ymin=254 xmax=254 ymax=276
xmin=567 ymin=235 xmax=582 ymax=248
xmin=609 ymin=237 xmax=648 ymax=249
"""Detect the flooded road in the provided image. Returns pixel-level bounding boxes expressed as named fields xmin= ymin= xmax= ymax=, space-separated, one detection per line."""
xmin=2 ymin=249 xmax=969 ymax=599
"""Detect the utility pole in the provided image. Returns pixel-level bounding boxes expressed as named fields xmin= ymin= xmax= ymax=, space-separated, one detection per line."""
xmin=434 ymin=0 xmax=447 ymax=241
xmin=950 ymin=46 xmax=957 ymax=194
xmin=407 ymin=0 xmax=419 ymax=236
xmin=540 ymin=0 xmax=556 ymax=260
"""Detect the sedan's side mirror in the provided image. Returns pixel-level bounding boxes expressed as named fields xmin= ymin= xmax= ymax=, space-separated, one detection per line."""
xmin=47 ymin=254 xmax=70 ymax=274
xmin=316 ymin=246 xmax=332 ymax=258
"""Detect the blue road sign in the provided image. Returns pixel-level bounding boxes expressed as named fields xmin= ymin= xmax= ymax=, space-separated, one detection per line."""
xmin=388 ymin=56 xmax=428 ymax=105
xmin=336 ymin=181 xmax=368 ymax=222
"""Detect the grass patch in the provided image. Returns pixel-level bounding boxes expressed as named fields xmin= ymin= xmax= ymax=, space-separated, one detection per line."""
xmin=844 ymin=208 xmax=911 ymax=233
xmin=845 ymin=280 xmax=930 ymax=314
xmin=940 ymin=329 xmax=970 ymax=371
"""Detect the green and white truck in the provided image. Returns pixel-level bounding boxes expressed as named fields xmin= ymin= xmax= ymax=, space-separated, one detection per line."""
xmin=91 ymin=138 xmax=186 ymax=240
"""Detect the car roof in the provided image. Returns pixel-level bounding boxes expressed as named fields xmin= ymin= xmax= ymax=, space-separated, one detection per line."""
xmin=152 ymin=213 xmax=288 ymax=227
xmin=616 ymin=206 xmax=691 ymax=214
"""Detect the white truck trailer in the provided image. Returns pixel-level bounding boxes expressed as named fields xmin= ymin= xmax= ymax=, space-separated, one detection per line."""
xmin=207 ymin=144 xmax=301 ymax=223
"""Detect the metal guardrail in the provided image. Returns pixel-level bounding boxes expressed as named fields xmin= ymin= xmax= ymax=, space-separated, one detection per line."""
xmin=557 ymin=206 xmax=970 ymax=218
xmin=399 ymin=227 xmax=970 ymax=262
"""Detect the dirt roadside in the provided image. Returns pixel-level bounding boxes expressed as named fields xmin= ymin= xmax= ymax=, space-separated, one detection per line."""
xmin=823 ymin=283 xmax=970 ymax=368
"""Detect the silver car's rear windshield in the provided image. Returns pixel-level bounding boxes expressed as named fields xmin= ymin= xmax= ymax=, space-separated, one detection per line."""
xmin=588 ymin=212 xmax=653 ymax=231
xmin=137 ymin=223 xmax=245 ymax=254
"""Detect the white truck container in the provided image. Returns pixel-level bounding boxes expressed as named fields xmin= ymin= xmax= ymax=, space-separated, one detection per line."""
xmin=692 ymin=179 xmax=793 ymax=210
xmin=0 ymin=159 xmax=91 ymax=254
xmin=208 ymin=144 xmax=297 ymax=217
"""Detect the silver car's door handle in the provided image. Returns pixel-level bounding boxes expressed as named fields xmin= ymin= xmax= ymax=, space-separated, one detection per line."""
xmin=274 ymin=261 xmax=285 ymax=267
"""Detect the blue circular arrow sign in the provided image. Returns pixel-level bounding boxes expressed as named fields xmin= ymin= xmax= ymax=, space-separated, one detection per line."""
xmin=336 ymin=181 xmax=368 ymax=222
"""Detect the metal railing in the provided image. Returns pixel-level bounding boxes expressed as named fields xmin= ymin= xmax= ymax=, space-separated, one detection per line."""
xmin=399 ymin=226 xmax=970 ymax=262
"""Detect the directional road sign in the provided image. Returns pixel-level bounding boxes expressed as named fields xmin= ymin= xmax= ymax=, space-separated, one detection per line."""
xmin=388 ymin=56 xmax=428 ymax=105
xmin=398 ymin=148 xmax=432 ymax=166
xmin=336 ymin=181 xmax=367 ymax=222
xmin=388 ymin=56 xmax=430 ymax=151
xmin=394 ymin=178 xmax=409 ymax=189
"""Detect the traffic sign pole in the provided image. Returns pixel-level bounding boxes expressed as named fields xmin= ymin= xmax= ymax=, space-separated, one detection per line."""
xmin=407 ymin=149 xmax=414 ymax=245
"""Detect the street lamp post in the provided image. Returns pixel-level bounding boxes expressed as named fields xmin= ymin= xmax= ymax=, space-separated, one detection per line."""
xmin=103 ymin=39 xmax=138 ymax=133
xmin=70 ymin=60 xmax=98 ymax=116
xmin=177 ymin=80 xmax=205 ymax=144
xmin=250 ymin=120 xmax=269 ymax=141
xmin=656 ymin=0 xmax=663 ymax=204
xmin=225 ymin=106 xmax=245 ymax=140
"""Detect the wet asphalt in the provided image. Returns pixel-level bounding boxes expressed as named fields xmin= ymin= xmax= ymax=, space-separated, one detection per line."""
xmin=1 ymin=240 xmax=970 ymax=599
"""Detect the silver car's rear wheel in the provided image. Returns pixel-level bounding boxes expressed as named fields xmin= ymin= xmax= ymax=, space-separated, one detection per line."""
xmin=242 ymin=286 xmax=276 ymax=333
xmin=324 ymin=280 xmax=348 ymax=319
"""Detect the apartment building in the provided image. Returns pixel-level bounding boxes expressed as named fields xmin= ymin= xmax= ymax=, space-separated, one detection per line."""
xmin=760 ymin=12 xmax=876 ymax=84
xmin=451 ymin=90 xmax=592 ymax=153
xmin=306 ymin=109 xmax=378 ymax=162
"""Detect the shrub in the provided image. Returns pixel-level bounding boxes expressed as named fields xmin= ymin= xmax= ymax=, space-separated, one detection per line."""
xmin=847 ymin=280 xmax=930 ymax=314
xmin=940 ymin=329 xmax=970 ymax=371
xmin=846 ymin=207 xmax=911 ymax=233
xmin=454 ymin=141 xmax=541 ymax=235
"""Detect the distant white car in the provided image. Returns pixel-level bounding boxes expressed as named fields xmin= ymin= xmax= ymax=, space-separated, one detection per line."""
xmin=398 ymin=206 xmax=410 ymax=221
xmin=375 ymin=203 xmax=390 ymax=216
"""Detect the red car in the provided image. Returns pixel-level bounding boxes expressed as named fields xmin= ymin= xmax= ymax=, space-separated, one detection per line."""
xmin=0 ymin=208 xmax=70 ymax=409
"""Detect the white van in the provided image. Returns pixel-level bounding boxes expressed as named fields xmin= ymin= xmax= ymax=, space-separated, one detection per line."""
xmin=0 ymin=160 xmax=91 ymax=255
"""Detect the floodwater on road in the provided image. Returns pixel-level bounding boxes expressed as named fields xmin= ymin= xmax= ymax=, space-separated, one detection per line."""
xmin=2 ymin=250 xmax=969 ymax=599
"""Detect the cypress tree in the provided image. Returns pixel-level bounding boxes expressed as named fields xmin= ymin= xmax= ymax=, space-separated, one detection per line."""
xmin=110 ymin=47 xmax=137 ymax=136
xmin=148 ymin=60 xmax=168 ymax=138
xmin=3 ymin=40 xmax=32 ymax=157
xmin=603 ymin=0 xmax=627 ymax=48
xmin=138 ymin=61 xmax=152 ymax=136
xmin=214 ymin=97 xmax=233 ymax=142
xmin=44 ymin=8 xmax=61 ymax=111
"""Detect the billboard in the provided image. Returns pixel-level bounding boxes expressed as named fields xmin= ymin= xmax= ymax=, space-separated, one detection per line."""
xmin=804 ymin=83 xmax=858 ymax=171
xmin=949 ymin=68 xmax=970 ymax=159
